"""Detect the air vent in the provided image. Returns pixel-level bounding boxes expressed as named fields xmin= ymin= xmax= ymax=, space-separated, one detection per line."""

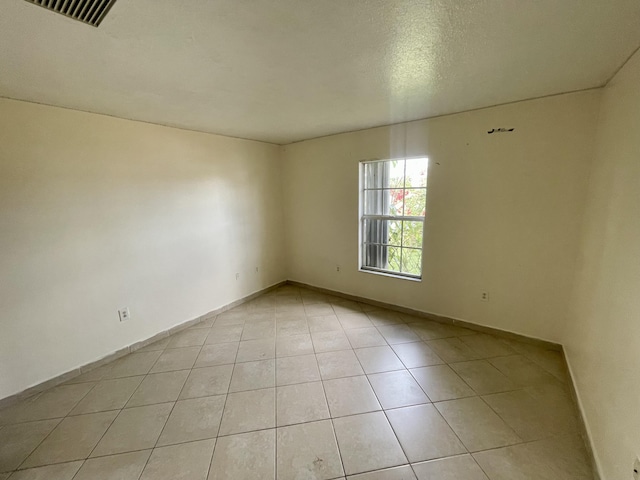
xmin=24 ymin=0 xmax=118 ymax=27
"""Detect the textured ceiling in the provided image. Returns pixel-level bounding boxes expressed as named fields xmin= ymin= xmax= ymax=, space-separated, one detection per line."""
xmin=1 ymin=0 xmax=639 ymax=144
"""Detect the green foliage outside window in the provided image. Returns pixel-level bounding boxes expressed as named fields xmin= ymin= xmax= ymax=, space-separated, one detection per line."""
xmin=386 ymin=160 xmax=426 ymax=275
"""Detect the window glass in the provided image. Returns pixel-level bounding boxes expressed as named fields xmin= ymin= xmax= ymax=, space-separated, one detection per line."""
xmin=360 ymin=157 xmax=428 ymax=279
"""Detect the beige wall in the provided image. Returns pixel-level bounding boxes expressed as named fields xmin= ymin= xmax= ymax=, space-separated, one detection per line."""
xmin=565 ymin=50 xmax=640 ymax=480
xmin=283 ymin=91 xmax=601 ymax=343
xmin=0 ymin=98 xmax=286 ymax=400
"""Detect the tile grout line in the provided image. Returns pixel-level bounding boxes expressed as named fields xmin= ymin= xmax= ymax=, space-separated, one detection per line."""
xmin=128 ymin=338 xmax=206 ymax=479
xmin=401 ymin=345 xmax=541 ymax=459
xmin=474 ymin=387 xmax=574 ymax=445
xmin=334 ymin=300 xmax=534 ymax=475
xmin=315 ymin=300 xmax=348 ymax=479
xmin=348 ymin=321 xmax=415 ymax=474
xmin=83 ymin=366 xmax=154 ymax=467
xmin=328 ymin=303 xmax=416 ymax=475
xmin=270 ymin=304 xmax=279 ymax=480
xmin=363 ymin=315 xmax=447 ymax=413
xmin=7 ymin=367 xmax=154 ymax=475
xmin=468 ymin=450 xmax=496 ymax=480
xmin=12 ymin=382 xmax=99 ymax=473
xmin=205 ymin=343 xmax=229 ymax=480
xmin=11 ymin=418 xmax=66 ymax=474
xmin=208 ymin=309 xmax=263 ymax=479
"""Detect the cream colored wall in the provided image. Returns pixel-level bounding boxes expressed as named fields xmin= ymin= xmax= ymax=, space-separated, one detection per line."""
xmin=564 ymin=50 xmax=640 ymax=480
xmin=0 ymin=98 xmax=286 ymax=400
xmin=283 ymin=91 xmax=600 ymax=343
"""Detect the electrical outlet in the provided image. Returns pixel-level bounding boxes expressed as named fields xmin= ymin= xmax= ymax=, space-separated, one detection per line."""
xmin=481 ymin=292 xmax=489 ymax=302
xmin=235 ymin=273 xmax=240 ymax=280
xmin=633 ymin=456 xmax=639 ymax=480
xmin=336 ymin=265 xmax=341 ymax=272
xmin=255 ymin=267 xmax=259 ymax=273
xmin=118 ymin=307 xmax=130 ymax=322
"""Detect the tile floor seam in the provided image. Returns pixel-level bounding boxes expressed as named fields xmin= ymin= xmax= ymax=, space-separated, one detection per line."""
xmin=389 ymin=341 xmax=442 ymax=372
xmin=206 ymin=356 xmax=230 ymax=480
xmin=274 ymin=362 xmax=278 ymax=480
xmin=9 ymin=386 xmax=125 ymax=474
xmin=6 ymin=460 xmax=87 ymax=480
xmin=110 ymin=341 xmax=206 ymax=478
xmin=468 ymin=435 xmax=548 ymax=456
xmin=204 ymin=441 xmax=216 ymax=480
xmin=83 ymin=407 xmax=130 ymax=462
xmin=123 ymin=377 xmax=190 ymax=410
xmin=518 ymin=350 xmax=563 ymax=380
xmin=117 ymin=439 xmax=219 ymax=479
xmin=466 ymin=438 xmax=533 ymax=455
xmin=70 ymin=372 xmax=143 ymax=386
xmin=152 ymin=431 xmax=220 ymax=449
xmin=466 ymin=451 xmax=495 ymax=480
xmin=12 ymin=382 xmax=98 ymax=472
xmin=148 ymin=342 xmax=208 ymax=455
xmin=475 ymin=392 xmax=525 ymax=444
xmin=214 ymin=410 xmax=275 ymax=438
xmin=327 ymin=415 xmax=351 ymax=479
xmin=347 ymin=336 xmax=412 ymax=474
xmin=405 ymin=366 xmax=471 ymax=403
xmin=384 ymin=368 xmax=503 ymax=464
xmin=4 ymin=430 xmax=55 ymax=474
xmin=397 ymin=363 xmax=439 ymax=402
xmin=16 ymin=428 xmax=145 ymax=473
xmin=69 ymin=460 xmax=87 ymax=480
xmin=345 ymin=462 xmax=412 ymax=478
xmin=432 ymin=395 xmax=525 ymax=454
xmin=408 ymin=462 xmax=421 ymax=479
xmin=84 ymin=446 xmax=157 ymax=459
xmin=386 ymin=403 xmax=470 ymax=463
xmin=478 ymin=390 xmax=573 ymax=444
xmin=312 ymin=313 xmax=348 ymax=480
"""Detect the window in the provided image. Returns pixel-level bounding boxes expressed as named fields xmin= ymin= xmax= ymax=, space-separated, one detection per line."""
xmin=360 ymin=157 xmax=428 ymax=279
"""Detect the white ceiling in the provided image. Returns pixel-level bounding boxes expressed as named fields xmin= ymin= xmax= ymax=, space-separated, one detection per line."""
xmin=1 ymin=1 xmax=639 ymax=144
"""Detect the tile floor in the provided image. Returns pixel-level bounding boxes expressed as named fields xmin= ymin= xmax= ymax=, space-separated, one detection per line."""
xmin=0 ymin=285 xmax=594 ymax=479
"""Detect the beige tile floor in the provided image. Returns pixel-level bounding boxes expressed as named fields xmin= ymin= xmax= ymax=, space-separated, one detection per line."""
xmin=0 ymin=285 xmax=594 ymax=479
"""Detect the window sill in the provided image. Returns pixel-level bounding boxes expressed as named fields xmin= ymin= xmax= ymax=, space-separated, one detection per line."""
xmin=359 ymin=268 xmax=422 ymax=282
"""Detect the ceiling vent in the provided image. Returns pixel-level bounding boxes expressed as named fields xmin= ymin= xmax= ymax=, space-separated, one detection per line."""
xmin=23 ymin=0 xmax=118 ymax=27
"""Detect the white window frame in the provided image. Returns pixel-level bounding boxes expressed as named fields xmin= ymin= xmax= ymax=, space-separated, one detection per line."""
xmin=358 ymin=157 xmax=428 ymax=280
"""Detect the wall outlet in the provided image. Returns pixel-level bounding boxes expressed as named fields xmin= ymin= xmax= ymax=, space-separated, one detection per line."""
xmin=336 ymin=265 xmax=341 ymax=272
xmin=255 ymin=267 xmax=259 ymax=273
xmin=118 ymin=307 xmax=130 ymax=322
xmin=481 ymin=291 xmax=489 ymax=302
xmin=633 ymin=456 xmax=639 ymax=480
xmin=235 ymin=273 xmax=240 ymax=280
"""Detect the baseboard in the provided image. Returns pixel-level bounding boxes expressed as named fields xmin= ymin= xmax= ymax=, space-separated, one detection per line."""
xmin=287 ymin=280 xmax=562 ymax=351
xmin=0 ymin=280 xmax=286 ymax=410
xmin=563 ymin=351 xmax=603 ymax=480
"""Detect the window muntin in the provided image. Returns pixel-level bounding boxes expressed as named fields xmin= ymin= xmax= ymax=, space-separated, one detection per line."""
xmin=360 ymin=157 xmax=428 ymax=279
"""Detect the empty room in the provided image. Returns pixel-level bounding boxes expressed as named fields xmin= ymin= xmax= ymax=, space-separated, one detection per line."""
xmin=0 ymin=1 xmax=639 ymax=479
